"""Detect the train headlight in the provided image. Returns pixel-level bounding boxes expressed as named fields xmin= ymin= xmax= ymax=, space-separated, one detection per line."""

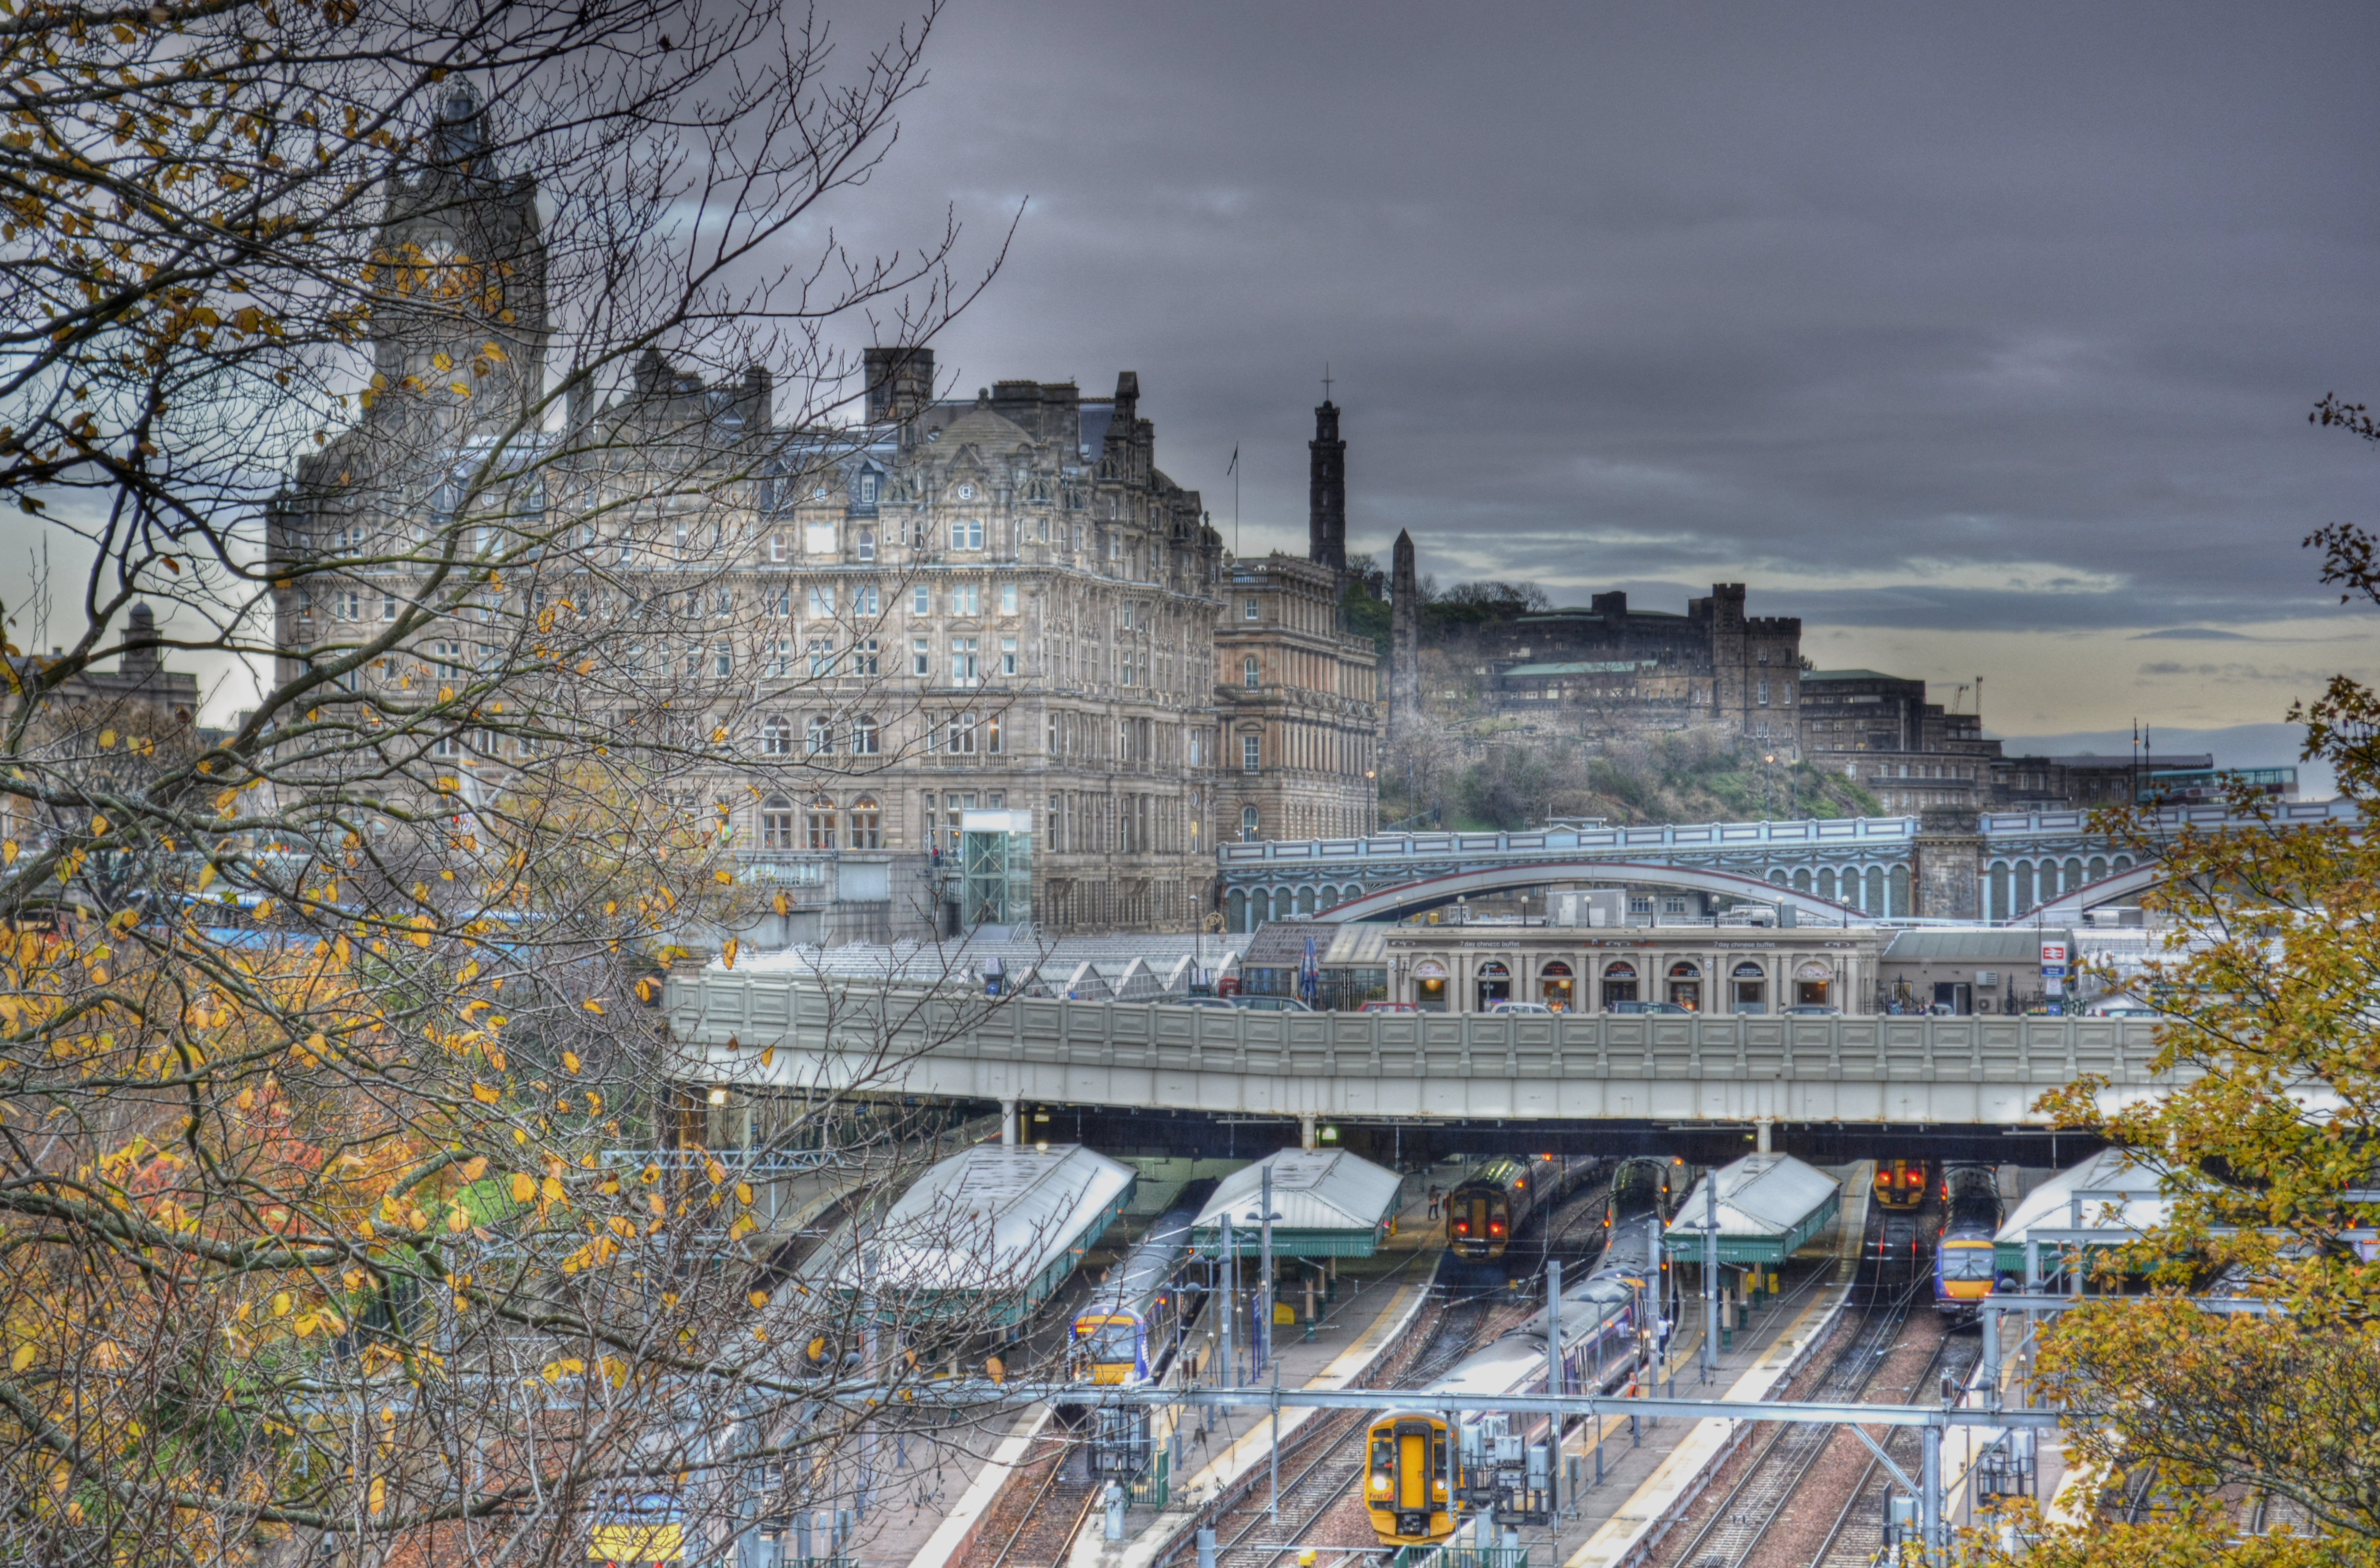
xmin=1371 ymin=1473 xmax=1390 ymax=1494
xmin=1432 ymin=1480 xmax=1446 ymax=1497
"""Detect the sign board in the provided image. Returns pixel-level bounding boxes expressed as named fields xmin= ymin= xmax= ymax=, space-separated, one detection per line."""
xmin=2040 ymin=964 xmax=2068 ymax=978
xmin=1413 ymin=959 xmax=1449 ymax=980
xmin=2044 ymin=977 xmax=2064 ymax=996
xmin=2040 ymin=940 xmax=2069 ymax=965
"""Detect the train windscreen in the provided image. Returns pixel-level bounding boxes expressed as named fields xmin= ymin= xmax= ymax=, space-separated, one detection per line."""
xmin=1940 ymin=1244 xmax=1996 ymax=1281
xmin=1076 ymin=1317 xmax=1138 ymax=1361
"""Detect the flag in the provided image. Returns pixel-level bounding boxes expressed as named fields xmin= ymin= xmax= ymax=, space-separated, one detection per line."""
xmin=1227 ymin=444 xmax=1238 ymax=476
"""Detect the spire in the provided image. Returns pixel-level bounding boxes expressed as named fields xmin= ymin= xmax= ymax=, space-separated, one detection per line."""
xmin=1308 ymin=395 xmax=1345 ymax=572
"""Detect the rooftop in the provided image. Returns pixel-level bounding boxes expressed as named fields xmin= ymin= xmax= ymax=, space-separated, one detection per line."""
xmin=1882 ymin=928 xmax=2072 ymax=962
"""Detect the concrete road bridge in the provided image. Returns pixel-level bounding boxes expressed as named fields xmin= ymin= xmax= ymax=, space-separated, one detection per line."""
xmin=1215 ymin=800 xmax=2352 ymax=929
xmin=663 ymin=971 xmax=2176 ymax=1129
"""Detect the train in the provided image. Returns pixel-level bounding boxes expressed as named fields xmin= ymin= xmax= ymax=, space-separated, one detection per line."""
xmin=1367 ymin=1158 xmax=1676 ymax=1546
xmin=1873 ymin=1158 xmax=1930 ymax=1212
xmin=1933 ymin=1164 xmax=2004 ymax=1315
xmin=1446 ymin=1155 xmax=1602 ymax=1261
xmin=1070 ymin=1191 xmax=1210 ymax=1384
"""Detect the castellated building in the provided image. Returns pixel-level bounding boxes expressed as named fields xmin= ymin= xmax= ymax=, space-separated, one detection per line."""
xmin=267 ymin=86 xmax=1377 ymax=944
xmin=1390 ymin=575 xmax=1806 ymax=755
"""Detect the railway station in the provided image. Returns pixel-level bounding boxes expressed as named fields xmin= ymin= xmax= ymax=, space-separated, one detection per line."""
xmin=647 ymin=951 xmax=2345 ymax=1568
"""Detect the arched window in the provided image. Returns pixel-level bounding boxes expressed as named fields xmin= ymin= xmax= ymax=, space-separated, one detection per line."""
xmin=1668 ymin=960 xmax=1700 ymax=979
xmin=1228 ymin=889 xmax=1248 ymax=932
xmin=761 ymin=796 xmax=796 ymax=851
xmin=1241 ymin=806 xmax=1260 ymax=842
xmin=1243 ymin=655 xmax=1260 ymax=689
xmin=760 ymin=716 xmax=792 ymax=757
xmin=1731 ymin=960 xmax=1767 ymax=1014
xmin=848 ymin=796 xmax=881 ymax=849
xmin=851 ymin=714 xmax=880 ymax=756
xmin=806 ymin=715 xmax=832 ymax=755
xmin=805 ymin=796 xmax=837 ymax=850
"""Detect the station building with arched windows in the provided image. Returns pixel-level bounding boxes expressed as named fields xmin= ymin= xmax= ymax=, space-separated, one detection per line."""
xmin=1376 ymin=924 xmax=1884 ymax=1015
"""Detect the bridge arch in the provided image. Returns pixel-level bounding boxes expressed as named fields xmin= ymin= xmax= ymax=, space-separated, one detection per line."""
xmin=1315 ymin=859 xmax=1865 ymax=925
xmin=2028 ymin=860 xmax=2164 ymax=922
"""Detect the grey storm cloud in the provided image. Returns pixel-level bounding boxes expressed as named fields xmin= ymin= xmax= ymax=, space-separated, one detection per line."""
xmin=813 ymin=0 xmax=2380 ymax=643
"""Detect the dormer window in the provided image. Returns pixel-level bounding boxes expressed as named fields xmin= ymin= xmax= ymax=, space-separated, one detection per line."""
xmin=857 ymin=471 xmax=879 ymax=505
xmin=955 ymin=483 xmax=977 ymax=502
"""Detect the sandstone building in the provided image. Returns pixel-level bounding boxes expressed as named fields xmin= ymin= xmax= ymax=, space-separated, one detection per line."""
xmin=268 ymin=88 xmax=1378 ymax=944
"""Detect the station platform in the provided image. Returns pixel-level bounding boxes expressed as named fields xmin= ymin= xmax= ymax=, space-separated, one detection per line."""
xmin=1536 ymin=1161 xmax=1872 ymax=1568
xmin=888 ymin=1162 xmax=1459 ymax=1568
xmin=1075 ymin=1165 xmax=1457 ymax=1568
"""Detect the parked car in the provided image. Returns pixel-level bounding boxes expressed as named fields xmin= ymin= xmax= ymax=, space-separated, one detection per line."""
xmin=1486 ymin=1000 xmax=1555 ymax=1015
xmin=1229 ymin=995 xmax=1314 ymax=1013
xmin=1781 ymin=1004 xmax=1844 ymax=1016
xmin=1357 ymin=1001 xmax=1420 ymax=1014
xmin=2086 ymin=1003 xmax=2160 ymax=1017
xmin=1169 ymin=996 xmax=1238 ymax=1010
xmin=1607 ymin=1000 xmax=1693 ymax=1015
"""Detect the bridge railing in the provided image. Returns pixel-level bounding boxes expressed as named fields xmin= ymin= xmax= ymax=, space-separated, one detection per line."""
xmin=1219 ymin=817 xmax=1922 ymax=865
xmin=665 ymin=974 xmax=2177 ymax=1088
xmin=1218 ymin=799 xmax=2355 ymax=867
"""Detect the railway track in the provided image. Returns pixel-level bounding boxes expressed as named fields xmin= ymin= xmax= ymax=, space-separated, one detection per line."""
xmin=1186 ymin=1173 xmax=1633 ymax=1568
xmin=1657 ymin=1202 xmax=1930 ymax=1568
xmin=1181 ymin=1282 xmax=1507 ymax=1568
xmin=1802 ymin=1328 xmax=1980 ymax=1568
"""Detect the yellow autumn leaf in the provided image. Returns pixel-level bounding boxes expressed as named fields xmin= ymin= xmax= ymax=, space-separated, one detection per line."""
xmin=2 ymin=842 xmax=15 ymax=865
xmin=98 ymin=729 xmax=115 ymax=748
xmin=582 ymin=999 xmax=605 ymax=1014
xmin=368 ymin=1476 xmax=386 ymax=1514
xmin=723 ymin=937 xmax=739 ymax=968
xmin=705 ymin=1158 xmax=726 ymax=1186
xmin=471 ymin=1083 xmax=499 ymax=1103
xmin=8 ymin=1344 xmax=30 ymax=1372
xmin=735 ymin=1181 xmax=754 ymax=1205
xmin=461 ymin=1156 xmax=487 ymax=1180
xmin=196 ymin=863 xmax=215 ymax=891
xmin=89 ymin=814 xmax=108 ymax=836
xmin=446 ymin=1207 xmax=469 ymax=1233
xmin=561 ymin=1051 xmax=580 ymax=1073
xmin=748 ymin=1289 xmax=768 ymax=1309
xmin=510 ymin=1173 xmax=535 ymax=1202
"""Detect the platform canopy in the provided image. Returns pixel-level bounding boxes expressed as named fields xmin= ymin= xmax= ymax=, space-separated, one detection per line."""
xmin=1994 ymin=1148 xmax=2170 ymax=1277
xmin=1663 ymin=1154 xmax=1843 ymax=1265
xmin=1192 ymin=1149 xmax=1404 ymax=1259
xmin=804 ymin=1143 xmax=1134 ymax=1326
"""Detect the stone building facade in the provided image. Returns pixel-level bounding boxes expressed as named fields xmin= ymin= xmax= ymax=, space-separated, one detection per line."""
xmin=1213 ymin=552 xmax=1380 ymax=846
xmin=265 ymin=88 xmax=1387 ymax=944
xmin=1385 ymin=560 xmax=1806 ymax=751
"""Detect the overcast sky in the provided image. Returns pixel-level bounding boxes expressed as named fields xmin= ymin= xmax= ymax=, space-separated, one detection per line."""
xmin=821 ymin=0 xmax=2380 ymax=745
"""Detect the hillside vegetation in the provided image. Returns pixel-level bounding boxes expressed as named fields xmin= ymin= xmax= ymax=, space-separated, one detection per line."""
xmin=1388 ymin=730 xmax=1881 ymax=832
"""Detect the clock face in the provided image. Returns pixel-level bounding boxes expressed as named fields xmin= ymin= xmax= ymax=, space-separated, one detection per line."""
xmin=956 ymin=483 xmax=976 ymax=501
xmin=812 ymin=485 xmax=829 ymax=500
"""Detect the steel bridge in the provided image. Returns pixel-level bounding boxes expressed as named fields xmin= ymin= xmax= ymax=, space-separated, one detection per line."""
xmin=1213 ymin=800 xmax=2350 ymax=928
